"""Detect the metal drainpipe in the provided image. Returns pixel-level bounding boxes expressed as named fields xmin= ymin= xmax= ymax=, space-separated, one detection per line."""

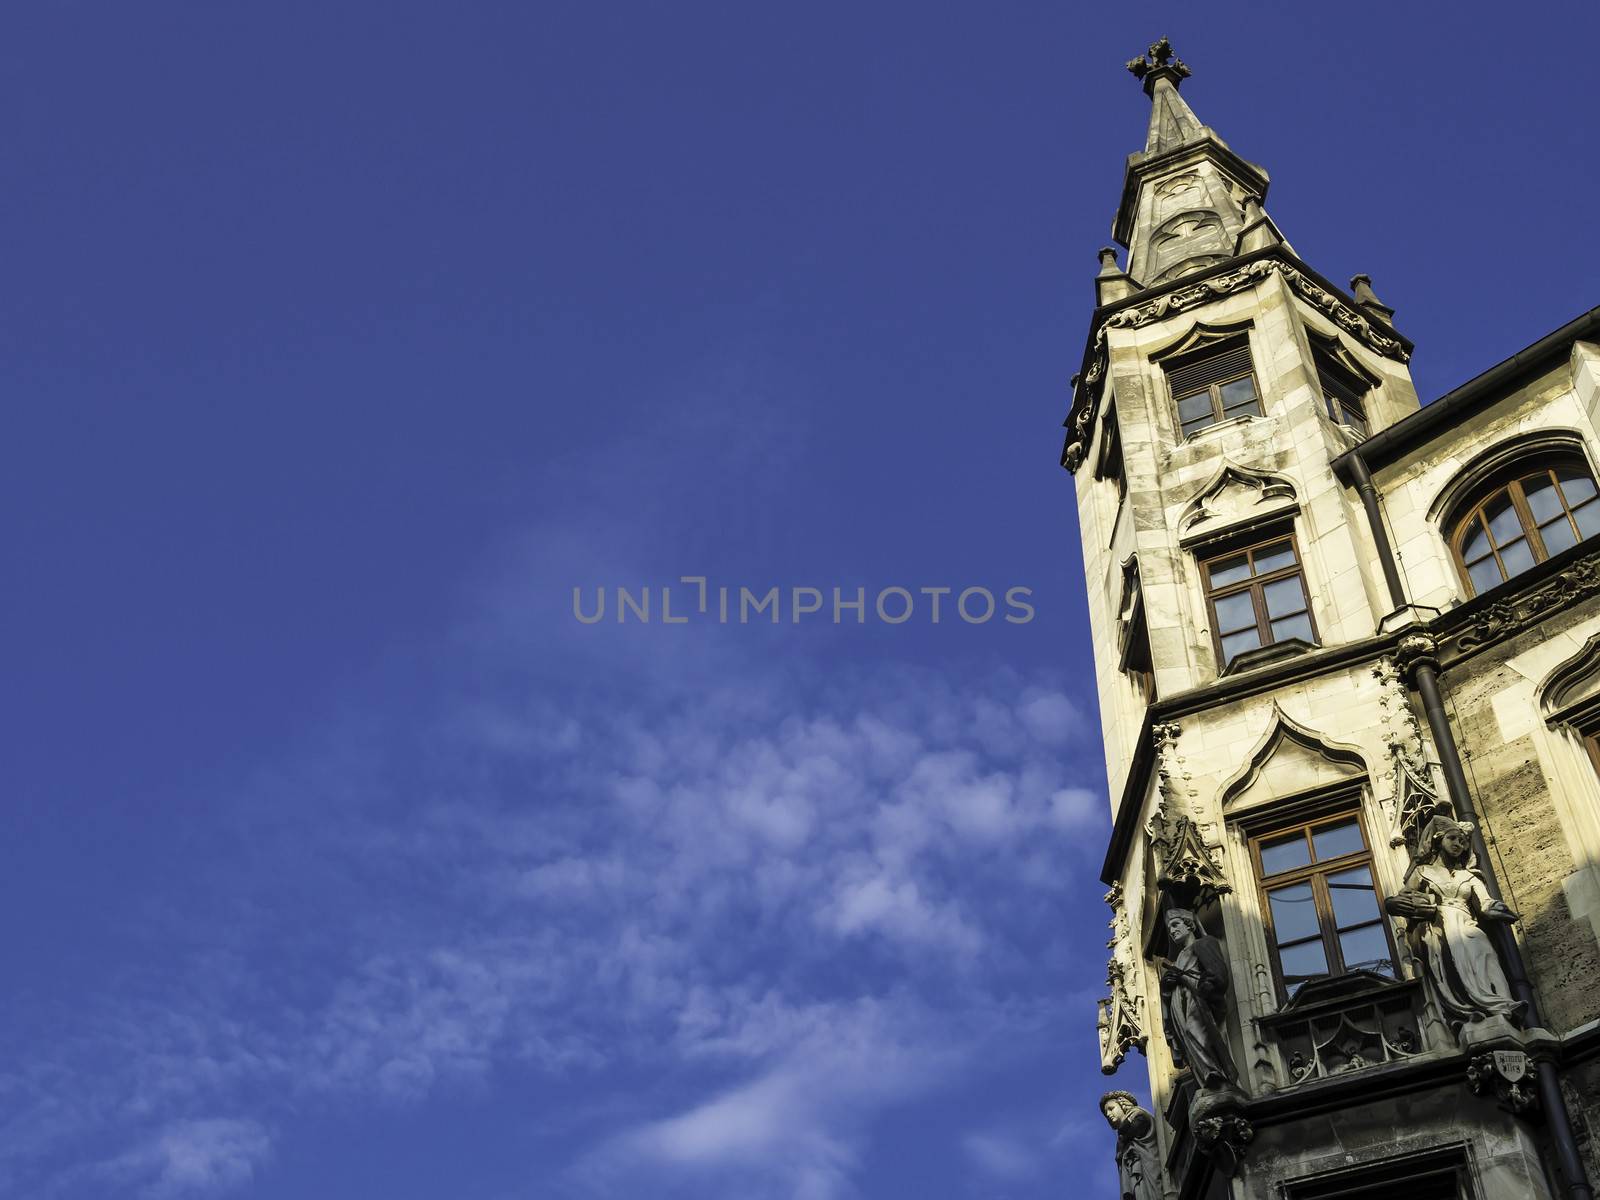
xmin=1347 ymin=450 xmax=1594 ymax=1200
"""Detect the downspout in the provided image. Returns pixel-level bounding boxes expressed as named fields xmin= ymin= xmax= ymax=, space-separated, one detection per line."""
xmin=1345 ymin=449 xmax=1594 ymax=1200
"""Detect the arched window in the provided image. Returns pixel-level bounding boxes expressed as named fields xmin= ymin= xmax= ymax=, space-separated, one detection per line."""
xmin=1451 ymin=455 xmax=1600 ymax=595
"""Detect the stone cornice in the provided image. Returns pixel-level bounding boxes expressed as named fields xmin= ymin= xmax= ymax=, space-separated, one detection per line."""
xmin=1061 ymin=248 xmax=1412 ymax=472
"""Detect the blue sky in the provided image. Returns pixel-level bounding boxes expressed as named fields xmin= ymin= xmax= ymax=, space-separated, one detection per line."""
xmin=4 ymin=4 xmax=1599 ymax=1198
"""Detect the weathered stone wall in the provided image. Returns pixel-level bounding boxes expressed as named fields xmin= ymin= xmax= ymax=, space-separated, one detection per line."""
xmin=1437 ymin=590 xmax=1600 ymax=1036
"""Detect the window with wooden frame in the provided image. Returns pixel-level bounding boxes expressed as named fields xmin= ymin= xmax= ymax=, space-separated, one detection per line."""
xmin=1199 ymin=532 xmax=1316 ymax=667
xmin=1312 ymin=348 xmax=1370 ymax=437
xmin=1164 ymin=339 xmax=1262 ymax=439
xmin=1250 ymin=808 xmax=1397 ymax=1002
xmin=1450 ymin=454 xmax=1600 ymax=596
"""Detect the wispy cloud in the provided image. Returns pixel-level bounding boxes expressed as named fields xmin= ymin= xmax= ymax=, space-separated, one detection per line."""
xmin=1 ymin=587 xmax=1108 ymax=1200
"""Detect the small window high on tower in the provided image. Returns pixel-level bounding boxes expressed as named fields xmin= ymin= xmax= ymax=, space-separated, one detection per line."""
xmin=1165 ymin=339 xmax=1261 ymax=438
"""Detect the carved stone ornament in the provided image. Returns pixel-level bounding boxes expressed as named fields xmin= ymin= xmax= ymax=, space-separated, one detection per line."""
xmin=1178 ymin=462 xmax=1296 ymax=535
xmin=1147 ymin=724 xmax=1231 ymax=909
xmin=1393 ymin=631 xmax=1440 ymax=680
xmin=1100 ymin=1090 xmax=1164 ymax=1200
xmin=1063 ymin=258 xmax=1408 ymax=472
xmin=1189 ymin=1088 xmax=1253 ymax=1178
xmin=1447 ymin=546 xmax=1600 ymax=658
xmin=1467 ymin=1049 xmax=1537 ymax=1115
xmin=1126 ymin=37 xmax=1190 ymax=84
xmin=1099 ymin=884 xmax=1149 ymax=1074
xmin=1373 ymin=656 xmax=1449 ymax=852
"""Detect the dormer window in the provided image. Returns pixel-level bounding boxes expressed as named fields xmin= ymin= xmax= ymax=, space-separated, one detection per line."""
xmin=1164 ymin=339 xmax=1261 ymax=439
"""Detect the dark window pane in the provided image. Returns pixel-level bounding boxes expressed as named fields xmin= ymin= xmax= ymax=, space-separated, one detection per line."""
xmin=1207 ymin=554 xmax=1251 ymax=587
xmin=1181 ymin=416 xmax=1213 ymax=439
xmin=1259 ymin=832 xmax=1311 ymax=875
xmin=1575 ymin=500 xmax=1600 ymax=540
xmin=1327 ymin=865 xmax=1380 ymax=926
xmin=1468 ymin=557 xmax=1505 ymax=594
xmin=1213 ymin=591 xmax=1257 ymax=633
xmin=1219 ymin=377 xmax=1258 ymax=411
xmin=1485 ymin=494 xmax=1523 ymax=545
xmin=1263 ymin=577 xmax=1307 ymax=618
xmin=1339 ymin=402 xmax=1368 ymax=435
xmin=1268 ymin=883 xmax=1321 ymax=942
xmin=1312 ymin=820 xmax=1364 ymax=861
xmin=1220 ymin=628 xmax=1261 ymax=662
xmin=1337 ymin=923 xmax=1392 ymax=974
xmin=1280 ymin=938 xmax=1329 ymax=981
xmin=1269 ymin=613 xmax=1314 ymax=644
xmin=1540 ymin=516 xmax=1578 ymax=556
xmin=1253 ymin=542 xmax=1297 ymax=574
xmin=1558 ymin=466 xmax=1598 ymax=505
xmin=1461 ymin=517 xmax=1490 ymax=563
xmin=1499 ymin=538 xmax=1536 ymax=577
xmin=1524 ymin=475 xmax=1565 ymax=523
xmin=1177 ymin=392 xmax=1214 ymax=423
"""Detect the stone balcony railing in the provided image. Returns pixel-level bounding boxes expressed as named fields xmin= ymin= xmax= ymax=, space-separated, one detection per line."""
xmin=1256 ymin=971 xmax=1427 ymax=1086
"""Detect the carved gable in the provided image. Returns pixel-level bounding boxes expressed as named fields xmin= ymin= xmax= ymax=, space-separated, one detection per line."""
xmin=1220 ymin=705 xmax=1367 ymax=816
xmin=1179 ymin=462 xmax=1297 ymax=541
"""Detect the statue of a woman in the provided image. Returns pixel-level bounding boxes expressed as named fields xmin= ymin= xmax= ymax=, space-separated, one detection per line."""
xmin=1099 ymin=1090 xmax=1162 ymax=1200
xmin=1159 ymin=908 xmax=1238 ymax=1091
xmin=1385 ymin=815 xmax=1523 ymax=1027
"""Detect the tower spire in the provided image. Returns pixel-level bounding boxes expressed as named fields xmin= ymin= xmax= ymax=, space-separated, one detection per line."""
xmin=1110 ymin=40 xmax=1272 ymax=289
xmin=1127 ymin=38 xmax=1202 ymax=154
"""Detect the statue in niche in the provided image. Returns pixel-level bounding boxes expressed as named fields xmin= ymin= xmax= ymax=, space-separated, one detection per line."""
xmin=1099 ymin=1090 xmax=1162 ymax=1200
xmin=1158 ymin=908 xmax=1238 ymax=1091
xmin=1384 ymin=815 xmax=1524 ymax=1028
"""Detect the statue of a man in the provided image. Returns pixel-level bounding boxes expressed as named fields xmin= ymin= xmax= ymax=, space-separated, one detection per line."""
xmin=1099 ymin=1090 xmax=1162 ymax=1200
xmin=1159 ymin=907 xmax=1238 ymax=1091
xmin=1385 ymin=815 xmax=1524 ymax=1028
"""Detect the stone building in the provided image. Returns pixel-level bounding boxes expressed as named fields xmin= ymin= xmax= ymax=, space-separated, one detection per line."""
xmin=1068 ymin=39 xmax=1600 ymax=1200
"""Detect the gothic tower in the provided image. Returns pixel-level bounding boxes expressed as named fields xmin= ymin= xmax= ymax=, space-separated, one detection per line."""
xmin=1069 ymin=40 xmax=1600 ymax=1200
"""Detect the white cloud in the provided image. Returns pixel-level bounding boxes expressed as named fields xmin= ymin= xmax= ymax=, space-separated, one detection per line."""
xmin=101 ymin=1118 xmax=272 ymax=1199
xmin=3 ymin=665 xmax=1110 ymax=1200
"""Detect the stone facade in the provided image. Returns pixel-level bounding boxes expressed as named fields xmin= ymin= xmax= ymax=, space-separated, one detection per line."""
xmin=1072 ymin=41 xmax=1600 ymax=1200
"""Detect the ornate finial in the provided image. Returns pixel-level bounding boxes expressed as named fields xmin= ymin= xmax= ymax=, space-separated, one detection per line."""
xmin=1126 ymin=37 xmax=1190 ymax=90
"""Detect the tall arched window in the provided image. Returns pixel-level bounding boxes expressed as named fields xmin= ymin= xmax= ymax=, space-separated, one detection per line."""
xmin=1451 ymin=456 xmax=1600 ymax=595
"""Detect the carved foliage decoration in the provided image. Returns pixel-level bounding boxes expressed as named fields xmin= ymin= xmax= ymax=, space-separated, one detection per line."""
xmin=1146 ymin=723 xmax=1231 ymax=909
xmin=1373 ymin=655 xmax=1450 ymax=853
xmin=1446 ymin=546 xmax=1600 ymax=659
xmin=1063 ymin=258 xmax=1408 ymax=472
xmin=1098 ymin=882 xmax=1148 ymax=1074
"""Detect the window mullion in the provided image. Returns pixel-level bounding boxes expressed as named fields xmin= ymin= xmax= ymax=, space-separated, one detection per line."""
xmin=1510 ymin=481 xmax=1550 ymax=561
xmin=1312 ymin=872 xmax=1343 ymax=975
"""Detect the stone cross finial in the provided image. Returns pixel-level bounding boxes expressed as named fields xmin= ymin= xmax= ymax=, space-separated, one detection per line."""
xmin=1126 ymin=38 xmax=1190 ymax=86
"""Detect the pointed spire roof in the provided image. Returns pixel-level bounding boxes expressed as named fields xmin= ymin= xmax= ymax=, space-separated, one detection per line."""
xmin=1111 ymin=40 xmax=1272 ymax=288
xmin=1126 ymin=38 xmax=1203 ymax=154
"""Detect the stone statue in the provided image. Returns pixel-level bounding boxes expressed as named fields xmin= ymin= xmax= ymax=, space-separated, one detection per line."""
xmin=1385 ymin=815 xmax=1524 ymax=1028
xmin=1099 ymin=1090 xmax=1162 ymax=1200
xmin=1158 ymin=908 xmax=1238 ymax=1091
